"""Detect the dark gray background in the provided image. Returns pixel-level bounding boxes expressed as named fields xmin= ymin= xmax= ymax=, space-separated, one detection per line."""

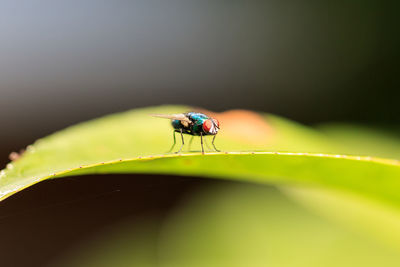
xmin=1 ymin=0 xmax=399 ymax=159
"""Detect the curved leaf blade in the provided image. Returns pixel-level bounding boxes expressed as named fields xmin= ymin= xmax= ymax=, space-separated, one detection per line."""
xmin=1 ymin=105 xmax=400 ymax=213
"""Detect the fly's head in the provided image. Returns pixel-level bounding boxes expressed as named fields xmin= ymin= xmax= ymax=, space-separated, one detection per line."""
xmin=202 ymin=118 xmax=220 ymax=135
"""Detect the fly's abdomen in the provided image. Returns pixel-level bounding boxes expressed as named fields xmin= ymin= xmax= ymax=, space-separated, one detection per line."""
xmin=171 ymin=120 xmax=182 ymax=131
xmin=172 ymin=119 xmax=193 ymax=134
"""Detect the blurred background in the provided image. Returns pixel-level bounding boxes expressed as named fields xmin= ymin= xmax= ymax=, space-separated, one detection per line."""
xmin=0 ymin=0 xmax=399 ymax=266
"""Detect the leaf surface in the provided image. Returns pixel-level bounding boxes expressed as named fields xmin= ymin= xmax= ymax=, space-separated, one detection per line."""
xmin=1 ymin=105 xmax=399 ymax=207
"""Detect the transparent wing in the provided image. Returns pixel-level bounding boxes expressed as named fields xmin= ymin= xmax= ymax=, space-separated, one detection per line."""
xmin=150 ymin=113 xmax=191 ymax=123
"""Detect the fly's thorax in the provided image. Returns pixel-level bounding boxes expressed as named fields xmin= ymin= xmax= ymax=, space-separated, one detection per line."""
xmin=187 ymin=112 xmax=208 ymax=121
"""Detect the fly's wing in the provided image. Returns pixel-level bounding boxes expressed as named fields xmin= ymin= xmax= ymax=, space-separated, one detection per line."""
xmin=151 ymin=113 xmax=191 ymax=124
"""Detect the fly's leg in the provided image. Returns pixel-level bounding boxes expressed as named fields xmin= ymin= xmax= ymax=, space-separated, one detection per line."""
xmin=200 ymin=132 xmax=205 ymax=154
xmin=167 ymin=131 xmax=177 ymax=153
xmin=212 ymin=135 xmax=220 ymax=152
xmin=204 ymin=137 xmax=212 ymax=151
xmin=176 ymin=129 xmax=185 ymax=154
xmin=188 ymin=136 xmax=194 ymax=151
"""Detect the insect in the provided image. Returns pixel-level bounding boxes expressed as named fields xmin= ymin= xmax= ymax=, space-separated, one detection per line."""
xmin=152 ymin=112 xmax=220 ymax=153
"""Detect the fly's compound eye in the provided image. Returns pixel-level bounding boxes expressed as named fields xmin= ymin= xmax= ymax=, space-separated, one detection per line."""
xmin=203 ymin=119 xmax=218 ymax=134
xmin=203 ymin=119 xmax=213 ymax=132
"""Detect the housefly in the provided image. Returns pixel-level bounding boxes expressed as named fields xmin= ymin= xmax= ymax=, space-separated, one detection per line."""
xmin=152 ymin=112 xmax=220 ymax=153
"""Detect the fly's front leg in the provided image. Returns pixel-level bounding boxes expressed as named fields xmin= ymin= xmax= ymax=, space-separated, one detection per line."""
xmin=203 ymin=137 xmax=212 ymax=151
xmin=167 ymin=130 xmax=177 ymax=153
xmin=200 ymin=132 xmax=204 ymax=154
xmin=212 ymin=135 xmax=220 ymax=152
xmin=176 ymin=129 xmax=185 ymax=154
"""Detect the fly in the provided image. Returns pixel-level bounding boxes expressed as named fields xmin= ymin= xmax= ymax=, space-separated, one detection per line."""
xmin=152 ymin=112 xmax=220 ymax=154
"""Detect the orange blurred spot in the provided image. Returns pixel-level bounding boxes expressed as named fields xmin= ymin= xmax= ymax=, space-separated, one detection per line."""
xmin=197 ymin=109 xmax=274 ymax=145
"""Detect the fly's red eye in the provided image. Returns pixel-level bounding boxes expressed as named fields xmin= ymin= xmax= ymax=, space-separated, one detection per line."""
xmin=212 ymin=118 xmax=220 ymax=128
xmin=203 ymin=119 xmax=213 ymax=132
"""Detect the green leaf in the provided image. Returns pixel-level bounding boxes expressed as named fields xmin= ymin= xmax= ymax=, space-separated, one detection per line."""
xmin=0 ymin=105 xmax=334 ymax=201
xmin=318 ymin=123 xmax=400 ymax=158
xmin=277 ymin=123 xmax=400 ymax=249
xmin=0 ymin=105 xmax=399 ymax=205
xmin=3 ymin=105 xmax=400 ymax=251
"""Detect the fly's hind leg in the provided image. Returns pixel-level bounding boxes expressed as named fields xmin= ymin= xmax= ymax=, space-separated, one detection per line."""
xmin=212 ymin=135 xmax=220 ymax=152
xmin=176 ymin=129 xmax=185 ymax=154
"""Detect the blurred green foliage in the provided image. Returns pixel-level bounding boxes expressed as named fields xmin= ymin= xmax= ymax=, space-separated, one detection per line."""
xmin=53 ymin=185 xmax=400 ymax=267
